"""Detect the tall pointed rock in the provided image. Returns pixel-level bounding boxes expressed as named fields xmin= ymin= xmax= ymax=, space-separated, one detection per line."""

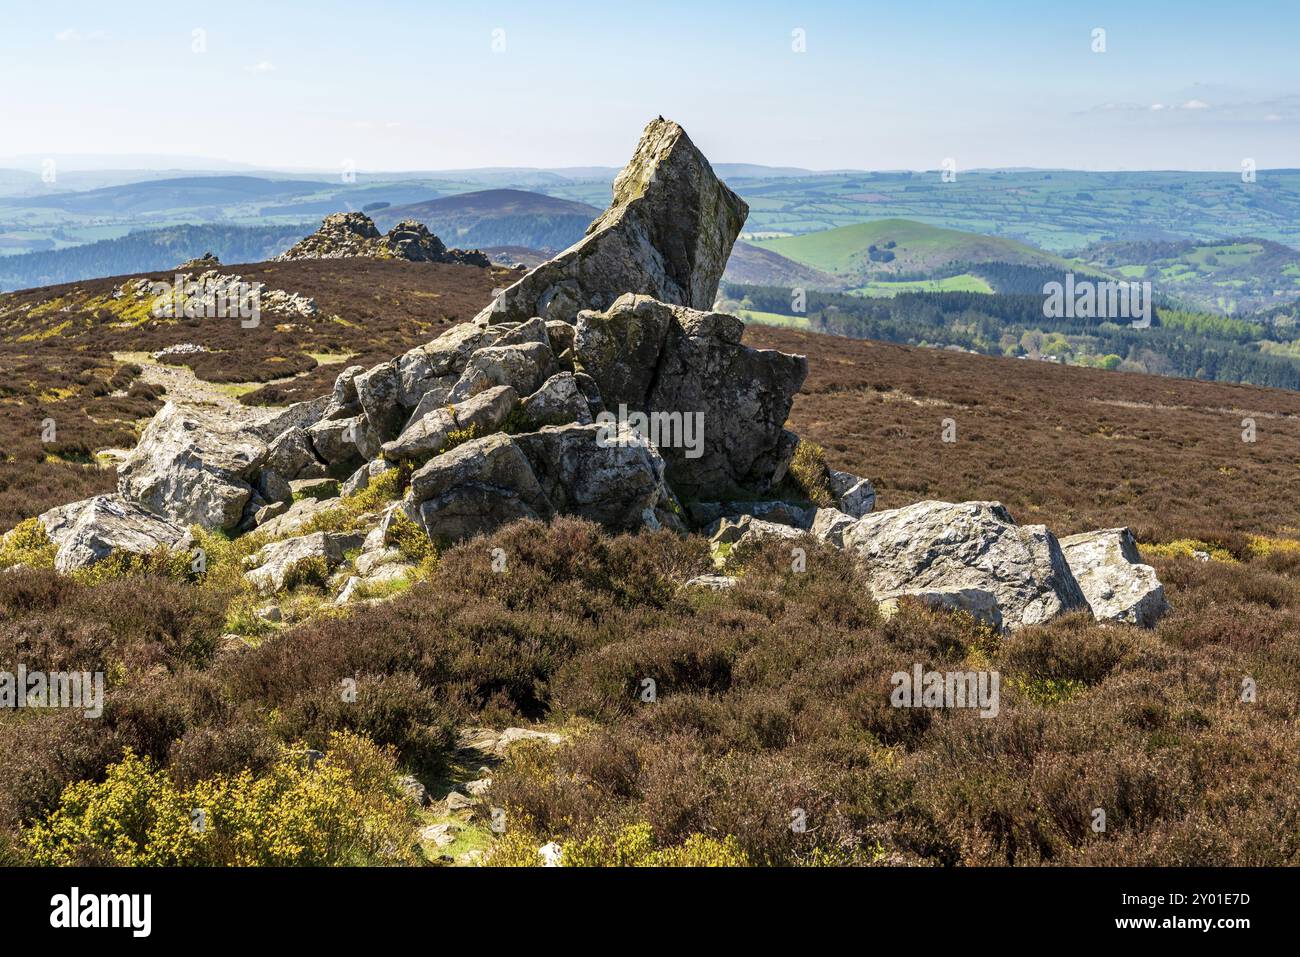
xmin=474 ymin=118 xmax=748 ymax=325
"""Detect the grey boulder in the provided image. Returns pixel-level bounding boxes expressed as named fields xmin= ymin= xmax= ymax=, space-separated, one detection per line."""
xmin=841 ymin=500 xmax=1088 ymax=632
xmin=522 ymin=372 xmax=593 ymax=426
xmin=117 ymin=402 xmax=267 ymax=532
xmin=35 ymin=494 xmax=193 ymax=573
xmin=1059 ymin=528 xmax=1169 ymax=627
xmin=244 ymin=531 xmax=365 ymax=595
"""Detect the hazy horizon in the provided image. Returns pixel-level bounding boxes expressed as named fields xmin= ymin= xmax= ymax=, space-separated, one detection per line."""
xmin=3 ymin=0 xmax=1297 ymax=174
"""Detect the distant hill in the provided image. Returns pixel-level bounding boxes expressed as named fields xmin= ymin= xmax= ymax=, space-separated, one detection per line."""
xmin=372 ymin=189 xmax=600 ymax=252
xmin=755 ymin=219 xmax=1066 ymax=279
xmin=1075 ymin=237 xmax=1300 ymax=313
xmin=722 ymin=241 xmax=847 ymax=289
xmin=0 ymin=175 xmax=335 ymax=215
xmin=0 ymin=223 xmax=311 ymax=292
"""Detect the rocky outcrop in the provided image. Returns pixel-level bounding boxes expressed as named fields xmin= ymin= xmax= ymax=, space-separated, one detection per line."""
xmin=35 ymin=494 xmax=193 ymax=573
xmin=277 ymin=212 xmax=490 ymax=265
xmin=576 ymin=294 xmax=806 ymax=498
xmin=1059 ymin=528 xmax=1169 ymax=627
xmin=841 ymin=501 xmax=1089 ymax=632
xmin=474 ymin=118 xmax=748 ymax=325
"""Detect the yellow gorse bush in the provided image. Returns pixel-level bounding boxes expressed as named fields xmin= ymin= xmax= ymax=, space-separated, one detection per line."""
xmin=26 ymin=731 xmax=418 ymax=866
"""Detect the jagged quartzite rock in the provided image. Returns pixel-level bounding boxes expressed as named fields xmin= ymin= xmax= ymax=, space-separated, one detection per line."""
xmin=513 ymin=424 xmax=666 ymax=530
xmin=810 ymin=507 xmax=856 ymax=548
xmin=397 ymin=323 xmax=496 ymax=410
xmin=383 ymin=385 xmax=516 ymax=462
xmin=34 ymin=494 xmax=193 ymax=572
xmin=385 ymin=220 xmax=448 ymax=261
xmin=406 ymin=433 xmax=552 ymax=541
xmin=382 ymin=407 xmax=457 ymax=462
xmin=447 ymin=341 xmax=557 ymax=403
xmin=265 ymin=426 xmax=327 ymax=481
xmin=474 ymin=118 xmax=748 ymax=325
xmin=522 ymin=373 xmax=593 ymax=426
xmin=307 ymin=414 xmax=379 ymax=466
xmin=708 ymin=514 xmax=806 ymax=550
xmin=829 ymin=469 xmax=876 ymax=518
xmin=277 ymin=212 xmax=385 ymax=260
xmin=354 ymin=360 xmax=405 ymax=440
xmin=576 ymin=294 xmax=807 ymax=498
xmin=117 ymin=402 xmax=267 ymax=531
xmin=341 ymin=457 xmax=397 ymax=498
xmin=244 ymin=531 xmax=365 ymax=594
xmin=452 ymin=384 xmax=518 ymax=435
xmin=841 ymin=501 xmax=1088 ymax=632
xmin=1059 ymin=528 xmax=1169 ymax=627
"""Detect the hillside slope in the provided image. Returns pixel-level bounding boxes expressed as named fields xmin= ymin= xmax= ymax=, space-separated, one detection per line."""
xmin=372 ymin=188 xmax=601 ymax=251
xmin=751 ymin=218 xmax=1077 ymax=290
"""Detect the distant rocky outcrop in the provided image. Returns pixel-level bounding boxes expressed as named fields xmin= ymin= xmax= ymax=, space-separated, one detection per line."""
xmin=176 ymin=251 xmax=221 ymax=271
xmin=474 ymin=118 xmax=748 ymax=325
xmin=277 ymin=212 xmax=489 ymax=266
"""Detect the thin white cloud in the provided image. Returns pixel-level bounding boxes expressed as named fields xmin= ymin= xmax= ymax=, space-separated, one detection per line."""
xmin=246 ymin=61 xmax=276 ymax=74
xmin=1180 ymin=99 xmax=1211 ymax=110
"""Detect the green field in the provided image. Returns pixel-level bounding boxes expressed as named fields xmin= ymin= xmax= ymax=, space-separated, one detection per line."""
xmin=736 ymin=308 xmax=810 ymax=329
xmin=750 ymin=219 xmax=1070 ymax=286
xmin=851 ymin=273 xmax=995 ymax=297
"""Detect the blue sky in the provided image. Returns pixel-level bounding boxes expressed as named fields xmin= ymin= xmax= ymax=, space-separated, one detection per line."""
xmin=1 ymin=0 xmax=1297 ymax=171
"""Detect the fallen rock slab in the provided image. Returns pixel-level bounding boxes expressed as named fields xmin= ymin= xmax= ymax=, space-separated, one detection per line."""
xmin=842 ymin=500 xmax=1088 ymax=631
xmin=36 ymin=494 xmax=193 ymax=573
xmin=1059 ymin=528 xmax=1169 ymax=627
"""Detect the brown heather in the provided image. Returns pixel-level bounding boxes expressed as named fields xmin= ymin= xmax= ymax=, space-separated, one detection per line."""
xmin=1 ymin=270 xmax=1299 ymax=865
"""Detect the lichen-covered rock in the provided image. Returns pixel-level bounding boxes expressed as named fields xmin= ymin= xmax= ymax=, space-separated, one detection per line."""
xmin=382 ymin=385 xmax=517 ymax=462
xmin=307 ymin=414 xmax=379 ymax=466
xmin=513 ymin=424 xmax=667 ymax=530
xmin=809 ymin=507 xmax=856 ymax=547
xmin=264 ymin=426 xmax=327 ymax=481
xmin=576 ymin=294 xmax=807 ymax=498
xmin=117 ymin=402 xmax=267 ymax=532
xmin=36 ymin=494 xmax=193 ymax=572
xmin=243 ymin=531 xmax=365 ymax=594
xmin=382 ymin=407 xmax=457 ymax=462
xmin=447 ymin=341 xmax=556 ymax=403
xmin=407 ymin=432 xmax=551 ymax=517
xmin=452 ymin=384 xmax=518 ymax=435
xmin=522 ymin=373 xmax=592 ymax=426
xmin=1059 ymin=528 xmax=1169 ymax=627
xmin=353 ymin=359 xmax=405 ymax=440
xmin=474 ymin=118 xmax=747 ymax=325
xmin=829 ymin=469 xmax=876 ymax=518
xmin=841 ymin=500 xmax=1088 ymax=632
xmin=341 ymin=457 xmax=397 ymax=498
